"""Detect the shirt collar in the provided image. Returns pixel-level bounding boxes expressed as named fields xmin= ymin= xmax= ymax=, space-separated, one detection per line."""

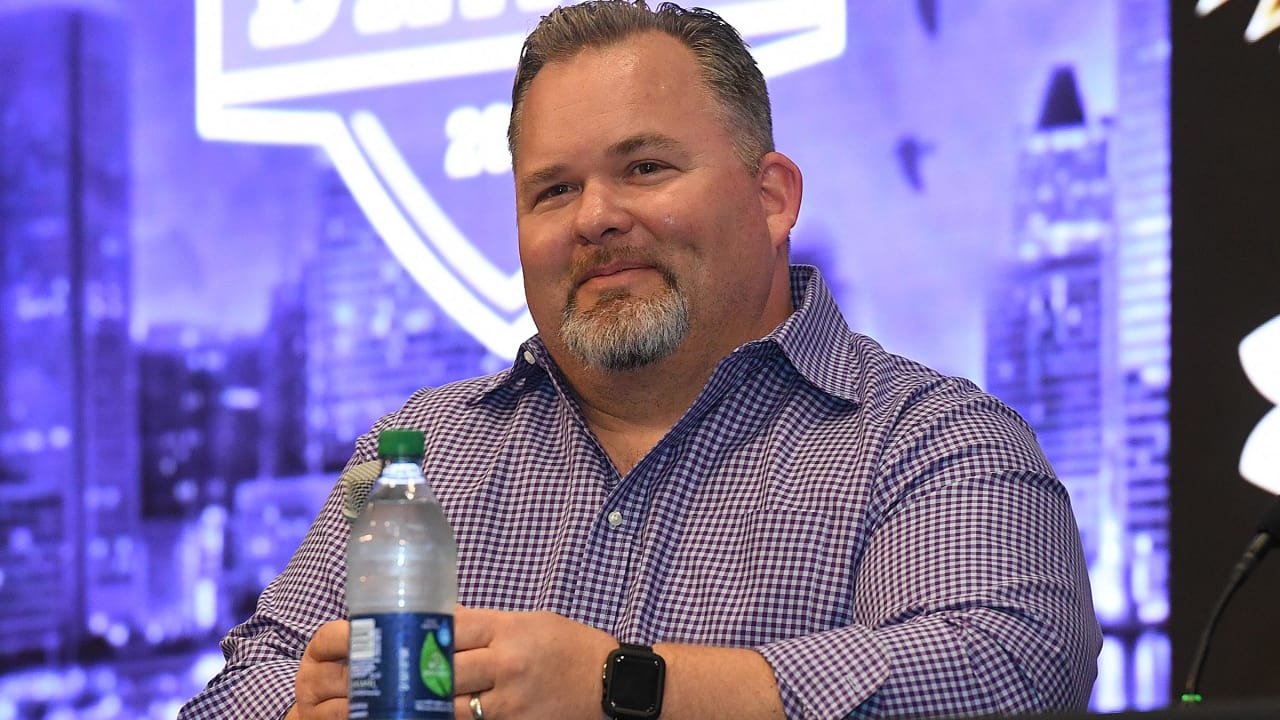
xmin=468 ymin=337 xmax=554 ymax=403
xmin=472 ymin=264 xmax=862 ymax=406
xmin=753 ymin=264 xmax=862 ymax=405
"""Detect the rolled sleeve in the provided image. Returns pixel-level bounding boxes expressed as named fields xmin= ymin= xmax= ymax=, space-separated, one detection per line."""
xmin=758 ymin=623 xmax=890 ymax=719
xmin=758 ymin=397 xmax=1101 ymax=719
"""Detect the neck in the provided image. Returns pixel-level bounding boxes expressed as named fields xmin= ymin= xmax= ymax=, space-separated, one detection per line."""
xmin=571 ymin=353 xmax=713 ymax=430
xmin=560 ymin=352 xmax=716 ymax=476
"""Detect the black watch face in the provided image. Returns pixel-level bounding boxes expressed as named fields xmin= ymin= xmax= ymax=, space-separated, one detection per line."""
xmin=608 ymin=652 xmax=663 ymax=715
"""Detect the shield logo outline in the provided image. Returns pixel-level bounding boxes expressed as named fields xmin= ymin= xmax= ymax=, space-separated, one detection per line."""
xmin=195 ymin=0 xmax=846 ymax=358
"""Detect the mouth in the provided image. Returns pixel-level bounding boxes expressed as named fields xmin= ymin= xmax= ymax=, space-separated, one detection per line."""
xmin=575 ymin=261 xmax=657 ymax=288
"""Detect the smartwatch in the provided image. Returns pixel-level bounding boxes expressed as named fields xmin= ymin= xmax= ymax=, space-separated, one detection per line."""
xmin=601 ymin=643 xmax=666 ymax=719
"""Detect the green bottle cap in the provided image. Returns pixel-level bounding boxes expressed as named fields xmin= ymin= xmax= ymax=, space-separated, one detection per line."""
xmin=377 ymin=428 xmax=425 ymax=459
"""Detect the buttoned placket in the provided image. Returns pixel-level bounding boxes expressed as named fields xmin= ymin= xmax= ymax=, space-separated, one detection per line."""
xmin=603 ymin=441 xmax=685 ymax=642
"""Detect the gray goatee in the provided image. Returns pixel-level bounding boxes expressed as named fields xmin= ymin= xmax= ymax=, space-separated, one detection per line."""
xmin=560 ymin=269 xmax=689 ymax=371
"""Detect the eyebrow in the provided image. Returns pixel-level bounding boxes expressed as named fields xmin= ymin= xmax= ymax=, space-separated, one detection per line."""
xmin=517 ymin=133 xmax=686 ymax=199
xmin=610 ymin=132 xmax=683 ymax=158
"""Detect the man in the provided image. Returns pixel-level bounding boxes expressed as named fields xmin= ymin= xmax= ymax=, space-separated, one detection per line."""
xmin=181 ymin=2 xmax=1101 ymax=719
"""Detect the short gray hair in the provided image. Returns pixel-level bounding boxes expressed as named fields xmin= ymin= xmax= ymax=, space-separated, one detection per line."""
xmin=507 ymin=1 xmax=774 ymax=172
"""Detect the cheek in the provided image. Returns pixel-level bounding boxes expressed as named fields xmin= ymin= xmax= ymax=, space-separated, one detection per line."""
xmin=517 ymin=222 xmax=564 ymax=275
xmin=647 ymin=206 xmax=697 ymax=250
xmin=520 ymin=271 xmax=565 ymax=337
xmin=517 ymin=233 xmax=576 ymax=322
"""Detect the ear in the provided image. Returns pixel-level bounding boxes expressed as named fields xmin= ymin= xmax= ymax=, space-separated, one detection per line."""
xmin=756 ymin=151 xmax=803 ymax=251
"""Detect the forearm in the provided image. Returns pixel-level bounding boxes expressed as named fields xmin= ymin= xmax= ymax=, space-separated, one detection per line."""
xmin=654 ymin=643 xmax=785 ymax=720
xmin=598 ymin=600 xmax=1089 ymax=720
xmin=758 ymin=598 xmax=1097 ymax=719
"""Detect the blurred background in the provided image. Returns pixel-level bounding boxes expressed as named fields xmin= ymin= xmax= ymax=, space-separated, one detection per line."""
xmin=0 ymin=1 xmax=1274 ymax=718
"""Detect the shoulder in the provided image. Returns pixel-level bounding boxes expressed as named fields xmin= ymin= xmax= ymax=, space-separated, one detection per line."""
xmin=344 ymin=369 xmax=542 ymax=466
xmin=846 ymin=335 xmax=1050 ymax=474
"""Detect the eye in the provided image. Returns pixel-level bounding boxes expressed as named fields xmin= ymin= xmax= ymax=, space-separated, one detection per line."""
xmin=537 ymin=183 xmax=573 ymax=202
xmin=632 ymin=161 xmax=663 ymax=175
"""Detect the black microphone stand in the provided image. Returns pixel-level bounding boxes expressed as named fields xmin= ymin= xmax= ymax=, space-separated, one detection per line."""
xmin=1180 ymin=496 xmax=1280 ymax=705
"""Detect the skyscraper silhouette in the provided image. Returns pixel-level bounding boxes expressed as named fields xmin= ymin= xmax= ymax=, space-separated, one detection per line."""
xmin=305 ymin=167 xmax=499 ymax=471
xmin=0 ymin=7 xmax=139 ymax=662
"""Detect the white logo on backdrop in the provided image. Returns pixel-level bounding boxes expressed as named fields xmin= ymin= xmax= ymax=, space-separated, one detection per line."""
xmin=195 ymin=0 xmax=847 ymax=357
xmin=1239 ymin=315 xmax=1280 ymax=494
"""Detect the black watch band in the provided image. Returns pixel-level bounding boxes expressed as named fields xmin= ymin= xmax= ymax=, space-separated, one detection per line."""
xmin=601 ymin=643 xmax=666 ymax=719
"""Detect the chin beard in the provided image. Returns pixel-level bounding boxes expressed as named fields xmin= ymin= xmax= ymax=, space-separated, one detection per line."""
xmin=559 ymin=283 xmax=689 ymax=372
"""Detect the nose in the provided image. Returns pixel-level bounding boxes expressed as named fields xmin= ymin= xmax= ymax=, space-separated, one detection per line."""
xmin=572 ymin=180 xmax=632 ymax=244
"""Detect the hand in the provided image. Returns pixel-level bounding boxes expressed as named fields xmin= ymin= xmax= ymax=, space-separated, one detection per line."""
xmin=453 ymin=607 xmax=616 ymax=720
xmin=287 ymin=620 xmax=349 ymax=720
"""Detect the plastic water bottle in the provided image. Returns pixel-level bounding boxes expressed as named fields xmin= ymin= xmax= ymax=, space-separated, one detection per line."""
xmin=347 ymin=429 xmax=457 ymax=720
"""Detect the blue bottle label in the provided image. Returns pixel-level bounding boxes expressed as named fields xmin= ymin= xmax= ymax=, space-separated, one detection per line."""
xmin=348 ymin=612 xmax=454 ymax=720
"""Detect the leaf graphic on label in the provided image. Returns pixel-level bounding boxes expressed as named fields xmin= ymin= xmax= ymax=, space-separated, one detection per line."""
xmin=420 ymin=630 xmax=452 ymax=699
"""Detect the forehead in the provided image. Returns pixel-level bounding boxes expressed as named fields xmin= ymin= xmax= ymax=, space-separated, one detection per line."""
xmin=513 ymin=32 xmax=725 ymax=160
xmin=537 ymin=30 xmax=705 ymax=95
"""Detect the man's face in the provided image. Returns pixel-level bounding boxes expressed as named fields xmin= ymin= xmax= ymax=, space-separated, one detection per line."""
xmin=512 ymin=31 xmax=784 ymax=373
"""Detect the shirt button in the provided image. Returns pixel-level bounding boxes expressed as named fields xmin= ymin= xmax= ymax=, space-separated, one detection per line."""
xmin=523 ymin=350 xmax=536 ymax=365
xmin=607 ymin=511 xmax=624 ymax=527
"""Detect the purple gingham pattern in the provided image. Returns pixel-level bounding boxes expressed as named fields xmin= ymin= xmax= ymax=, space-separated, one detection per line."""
xmin=180 ymin=266 xmax=1101 ymax=720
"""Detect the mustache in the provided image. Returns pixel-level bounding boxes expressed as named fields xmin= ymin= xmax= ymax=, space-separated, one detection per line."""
xmin=569 ymin=247 xmax=677 ymax=289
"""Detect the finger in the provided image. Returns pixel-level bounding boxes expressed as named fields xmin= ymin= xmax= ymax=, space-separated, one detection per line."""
xmin=296 ymin=655 xmax=349 ymax=706
xmin=309 ymin=697 xmax=349 ymax=720
xmin=307 ymin=620 xmax=350 ymax=662
xmin=454 ymin=691 xmax=499 ymax=720
xmin=453 ymin=607 xmax=499 ymax=651
xmin=452 ymin=646 xmax=498 ymax=696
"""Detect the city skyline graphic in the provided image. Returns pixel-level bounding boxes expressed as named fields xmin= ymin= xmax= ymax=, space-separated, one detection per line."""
xmin=0 ymin=2 xmax=1168 ymax=718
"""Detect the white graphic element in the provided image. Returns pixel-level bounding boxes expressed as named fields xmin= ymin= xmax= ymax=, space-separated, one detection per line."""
xmin=1196 ymin=0 xmax=1280 ymax=44
xmin=354 ymin=0 xmax=454 ymax=33
xmin=198 ymin=0 xmax=846 ymax=357
xmin=459 ymin=0 xmax=508 ymax=21
xmin=250 ymin=0 xmax=342 ymax=49
xmin=444 ymin=103 xmax=513 ymax=180
xmin=352 ymin=112 xmax=526 ymax=313
xmin=1239 ymin=314 xmax=1280 ymax=494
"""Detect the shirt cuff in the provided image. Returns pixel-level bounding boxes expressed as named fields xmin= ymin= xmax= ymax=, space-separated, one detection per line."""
xmin=756 ymin=624 xmax=890 ymax=720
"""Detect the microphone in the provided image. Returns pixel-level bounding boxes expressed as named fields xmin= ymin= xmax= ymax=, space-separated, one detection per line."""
xmin=1181 ymin=495 xmax=1280 ymax=704
xmin=341 ymin=459 xmax=384 ymax=522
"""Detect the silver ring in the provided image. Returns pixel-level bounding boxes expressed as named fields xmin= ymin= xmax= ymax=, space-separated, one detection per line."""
xmin=469 ymin=693 xmax=485 ymax=720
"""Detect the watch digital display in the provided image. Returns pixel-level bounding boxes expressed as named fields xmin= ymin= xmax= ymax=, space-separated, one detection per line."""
xmin=603 ymin=645 xmax=665 ymax=719
xmin=609 ymin=653 xmax=662 ymax=711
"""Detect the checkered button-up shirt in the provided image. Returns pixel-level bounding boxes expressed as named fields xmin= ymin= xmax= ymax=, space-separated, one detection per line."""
xmin=181 ymin=266 xmax=1101 ymax=720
